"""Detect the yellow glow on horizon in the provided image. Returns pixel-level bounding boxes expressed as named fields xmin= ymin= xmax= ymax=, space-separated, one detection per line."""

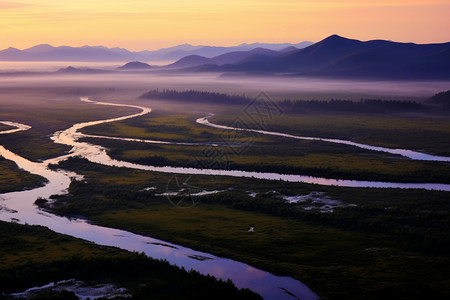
xmin=1 ymin=0 xmax=449 ymax=50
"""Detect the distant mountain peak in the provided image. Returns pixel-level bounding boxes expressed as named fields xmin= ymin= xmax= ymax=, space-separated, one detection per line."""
xmin=57 ymin=66 xmax=78 ymax=73
xmin=230 ymin=35 xmax=450 ymax=79
xmin=55 ymin=66 xmax=113 ymax=74
xmin=24 ymin=44 xmax=55 ymax=53
xmin=320 ymin=34 xmax=355 ymax=44
xmin=0 ymin=40 xmax=315 ymax=62
xmin=168 ymin=55 xmax=212 ymax=68
xmin=328 ymin=34 xmax=344 ymax=39
xmin=117 ymin=61 xmax=152 ymax=70
xmin=28 ymin=43 xmax=52 ymax=48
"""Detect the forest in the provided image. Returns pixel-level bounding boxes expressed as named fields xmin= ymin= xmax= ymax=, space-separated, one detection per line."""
xmin=138 ymin=89 xmax=444 ymax=113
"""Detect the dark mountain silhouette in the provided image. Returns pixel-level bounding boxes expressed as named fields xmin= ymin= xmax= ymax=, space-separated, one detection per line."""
xmin=55 ymin=66 xmax=114 ymax=74
xmin=148 ymin=42 xmax=312 ymax=61
xmin=3 ymin=35 xmax=447 ymax=79
xmin=168 ymin=55 xmax=213 ymax=68
xmin=238 ymin=41 xmax=312 ymax=50
xmin=279 ymin=46 xmax=298 ymax=53
xmin=117 ymin=61 xmax=153 ymax=70
xmin=138 ymin=43 xmax=204 ymax=61
xmin=184 ymin=35 xmax=450 ymax=79
xmin=211 ymin=48 xmax=279 ymax=65
xmin=167 ymin=47 xmax=281 ymax=68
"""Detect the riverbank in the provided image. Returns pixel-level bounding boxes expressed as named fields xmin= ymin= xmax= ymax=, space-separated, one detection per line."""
xmin=0 ymin=157 xmax=46 ymax=194
xmin=0 ymin=220 xmax=261 ymax=299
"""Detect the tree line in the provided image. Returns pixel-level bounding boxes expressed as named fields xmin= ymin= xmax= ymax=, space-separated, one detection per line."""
xmin=139 ymin=89 xmax=427 ymax=113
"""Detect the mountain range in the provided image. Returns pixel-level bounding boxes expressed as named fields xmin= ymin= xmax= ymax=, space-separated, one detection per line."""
xmin=167 ymin=47 xmax=282 ymax=68
xmin=182 ymin=35 xmax=450 ymax=79
xmin=0 ymin=41 xmax=313 ymax=62
xmin=1 ymin=35 xmax=449 ymax=80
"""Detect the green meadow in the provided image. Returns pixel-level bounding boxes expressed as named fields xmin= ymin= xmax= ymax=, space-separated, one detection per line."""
xmin=80 ymin=110 xmax=450 ymax=183
xmin=0 ymin=123 xmax=13 ymax=132
xmin=212 ymin=112 xmax=450 ymax=156
xmin=0 ymin=99 xmax=138 ymax=161
xmin=0 ymin=158 xmax=46 ymax=193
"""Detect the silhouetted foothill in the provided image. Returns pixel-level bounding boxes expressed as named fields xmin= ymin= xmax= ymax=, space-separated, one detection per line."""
xmin=117 ymin=61 xmax=153 ymax=70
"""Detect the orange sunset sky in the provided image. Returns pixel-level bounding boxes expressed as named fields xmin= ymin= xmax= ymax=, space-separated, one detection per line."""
xmin=1 ymin=0 xmax=449 ymax=50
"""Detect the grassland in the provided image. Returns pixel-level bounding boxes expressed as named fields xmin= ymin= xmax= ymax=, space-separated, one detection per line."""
xmin=81 ymin=112 xmax=270 ymax=143
xmin=0 ymin=123 xmax=13 ymax=132
xmin=80 ymin=110 xmax=450 ymax=183
xmin=41 ymin=157 xmax=450 ymax=300
xmin=212 ymin=112 xmax=450 ymax=156
xmin=138 ymin=90 xmax=450 ymax=156
xmin=0 ymin=158 xmax=46 ymax=193
xmin=0 ymin=220 xmax=261 ymax=299
xmin=0 ymin=221 xmax=121 ymax=271
xmin=0 ymin=99 xmax=139 ymax=161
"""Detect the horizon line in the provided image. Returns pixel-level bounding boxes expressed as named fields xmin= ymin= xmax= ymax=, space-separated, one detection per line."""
xmin=3 ymin=34 xmax=450 ymax=52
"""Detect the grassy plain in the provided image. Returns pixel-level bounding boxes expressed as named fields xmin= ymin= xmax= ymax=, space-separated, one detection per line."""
xmin=0 ymin=124 xmax=13 ymax=131
xmin=0 ymin=158 xmax=46 ymax=193
xmin=42 ymin=157 xmax=450 ymax=300
xmin=212 ymin=112 xmax=450 ymax=156
xmin=81 ymin=110 xmax=450 ymax=183
xmin=0 ymin=96 xmax=138 ymax=161
xmin=82 ymin=112 xmax=270 ymax=143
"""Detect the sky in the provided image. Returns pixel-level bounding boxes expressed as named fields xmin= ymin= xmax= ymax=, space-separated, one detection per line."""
xmin=1 ymin=0 xmax=449 ymax=50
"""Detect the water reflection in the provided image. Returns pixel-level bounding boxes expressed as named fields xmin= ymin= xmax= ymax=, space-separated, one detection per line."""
xmin=0 ymin=121 xmax=31 ymax=134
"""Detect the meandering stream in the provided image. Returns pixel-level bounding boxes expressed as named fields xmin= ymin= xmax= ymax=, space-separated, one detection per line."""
xmin=47 ymin=99 xmax=450 ymax=192
xmin=1 ymin=97 xmax=450 ymax=299
xmin=197 ymin=115 xmax=450 ymax=162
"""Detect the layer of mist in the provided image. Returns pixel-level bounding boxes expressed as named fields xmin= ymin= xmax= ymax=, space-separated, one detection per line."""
xmin=0 ymin=68 xmax=449 ymax=102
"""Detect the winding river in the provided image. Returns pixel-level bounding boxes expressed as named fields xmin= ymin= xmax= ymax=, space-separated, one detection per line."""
xmin=197 ymin=115 xmax=450 ymax=163
xmin=1 ymin=97 xmax=450 ymax=300
xmin=0 ymin=121 xmax=31 ymax=135
xmin=46 ymin=99 xmax=450 ymax=192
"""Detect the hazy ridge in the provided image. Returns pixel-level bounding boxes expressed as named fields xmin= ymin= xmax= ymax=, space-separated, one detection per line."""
xmin=0 ymin=42 xmax=313 ymax=62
